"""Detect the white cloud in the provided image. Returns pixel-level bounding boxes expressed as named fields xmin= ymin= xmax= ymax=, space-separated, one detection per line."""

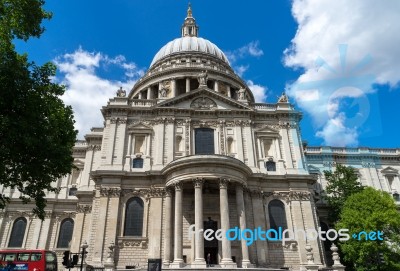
xmin=225 ymin=42 xmax=267 ymax=102
xmin=226 ymin=41 xmax=264 ymax=63
xmin=247 ymin=80 xmax=267 ymax=103
xmin=54 ymin=47 xmax=143 ymax=139
xmin=235 ymin=65 xmax=249 ymax=77
xmin=284 ymin=0 xmax=400 ymax=146
xmin=316 ymin=114 xmax=358 ymax=147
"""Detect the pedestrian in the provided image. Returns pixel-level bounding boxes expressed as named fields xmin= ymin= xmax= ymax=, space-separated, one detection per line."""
xmin=207 ymin=253 xmax=211 ymax=267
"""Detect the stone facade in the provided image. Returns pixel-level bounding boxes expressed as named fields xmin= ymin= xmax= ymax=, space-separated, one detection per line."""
xmin=0 ymin=5 xmax=399 ymax=271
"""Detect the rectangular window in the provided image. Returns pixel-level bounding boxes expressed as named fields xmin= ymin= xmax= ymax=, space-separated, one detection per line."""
xmin=195 ymin=128 xmax=214 ymax=154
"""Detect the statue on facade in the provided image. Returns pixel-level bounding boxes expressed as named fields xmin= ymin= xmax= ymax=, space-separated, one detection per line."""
xmin=237 ymin=87 xmax=246 ymax=100
xmin=159 ymin=81 xmax=169 ymax=98
xmin=278 ymin=92 xmax=288 ymax=103
xmin=197 ymin=70 xmax=208 ymax=86
xmin=116 ymin=87 xmax=126 ymax=97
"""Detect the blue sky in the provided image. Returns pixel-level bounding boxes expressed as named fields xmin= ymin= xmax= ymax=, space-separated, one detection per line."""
xmin=16 ymin=0 xmax=400 ymax=148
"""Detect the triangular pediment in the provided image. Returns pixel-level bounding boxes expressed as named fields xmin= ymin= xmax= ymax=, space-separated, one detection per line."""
xmin=155 ymin=88 xmax=254 ymax=111
xmin=127 ymin=122 xmax=153 ymax=133
xmin=308 ymin=165 xmax=321 ymax=174
xmin=254 ymin=125 xmax=280 ymax=134
xmin=381 ymin=166 xmax=398 ymax=175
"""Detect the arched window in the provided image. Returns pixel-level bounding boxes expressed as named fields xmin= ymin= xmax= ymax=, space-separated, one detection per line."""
xmin=268 ymin=200 xmax=288 ymax=233
xmin=8 ymin=217 xmax=27 ymax=247
xmin=132 ymin=158 xmax=144 ymax=168
xmin=124 ymin=197 xmax=144 ymax=236
xmin=57 ymin=218 xmax=74 ymax=248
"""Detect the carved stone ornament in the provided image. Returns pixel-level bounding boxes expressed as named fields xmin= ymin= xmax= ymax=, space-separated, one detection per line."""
xmin=190 ymin=97 xmax=217 ymax=109
xmin=117 ymin=239 xmax=148 ymax=249
xmin=262 ymin=190 xmax=311 ymax=203
xmin=100 ymin=187 xmax=121 ymax=197
xmin=193 ymin=178 xmax=205 ymax=188
xmin=76 ymin=204 xmax=92 ymax=213
xmin=218 ymin=178 xmax=229 ymax=189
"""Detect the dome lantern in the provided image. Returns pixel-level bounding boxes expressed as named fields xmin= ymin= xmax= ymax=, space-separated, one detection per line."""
xmin=181 ymin=3 xmax=199 ymax=37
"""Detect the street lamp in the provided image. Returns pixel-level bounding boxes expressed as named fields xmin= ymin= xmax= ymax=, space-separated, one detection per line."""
xmin=80 ymin=240 xmax=88 ymax=271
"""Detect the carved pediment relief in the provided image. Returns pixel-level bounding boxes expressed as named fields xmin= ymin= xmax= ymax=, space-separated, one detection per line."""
xmin=156 ymin=88 xmax=253 ymax=111
xmin=190 ymin=97 xmax=217 ymax=109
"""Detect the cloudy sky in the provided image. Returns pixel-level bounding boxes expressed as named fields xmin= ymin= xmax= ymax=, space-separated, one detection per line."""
xmin=16 ymin=0 xmax=400 ymax=147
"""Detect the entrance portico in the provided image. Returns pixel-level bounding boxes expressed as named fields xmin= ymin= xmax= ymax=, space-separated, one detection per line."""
xmin=162 ymin=155 xmax=253 ymax=268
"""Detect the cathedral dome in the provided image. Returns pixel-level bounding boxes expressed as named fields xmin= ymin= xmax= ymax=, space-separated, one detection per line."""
xmin=150 ymin=36 xmax=229 ymax=67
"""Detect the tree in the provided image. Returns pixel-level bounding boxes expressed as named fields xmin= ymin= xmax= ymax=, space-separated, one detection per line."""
xmin=0 ymin=0 xmax=77 ymax=219
xmin=336 ymin=187 xmax=400 ymax=271
xmin=323 ymin=164 xmax=364 ymax=223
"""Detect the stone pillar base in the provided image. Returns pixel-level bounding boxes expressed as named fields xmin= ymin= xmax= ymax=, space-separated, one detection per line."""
xmin=241 ymin=260 xmax=254 ymax=268
xmin=191 ymin=260 xmax=207 ymax=268
xmin=170 ymin=260 xmax=185 ymax=268
xmin=219 ymin=260 xmax=237 ymax=269
xmin=162 ymin=261 xmax=170 ymax=268
xmin=332 ymin=265 xmax=346 ymax=271
xmin=304 ymin=265 xmax=319 ymax=271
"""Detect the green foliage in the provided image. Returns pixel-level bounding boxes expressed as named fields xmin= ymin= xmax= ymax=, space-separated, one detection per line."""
xmin=336 ymin=187 xmax=400 ymax=271
xmin=323 ymin=164 xmax=364 ymax=223
xmin=0 ymin=0 xmax=77 ymax=219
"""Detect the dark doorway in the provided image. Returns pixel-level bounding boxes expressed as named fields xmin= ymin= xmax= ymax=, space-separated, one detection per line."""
xmin=204 ymin=217 xmax=218 ymax=265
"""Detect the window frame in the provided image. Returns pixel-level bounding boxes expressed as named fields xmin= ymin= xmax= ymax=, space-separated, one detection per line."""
xmin=8 ymin=217 xmax=27 ymax=248
xmin=56 ymin=218 xmax=75 ymax=248
xmin=123 ymin=197 xmax=145 ymax=237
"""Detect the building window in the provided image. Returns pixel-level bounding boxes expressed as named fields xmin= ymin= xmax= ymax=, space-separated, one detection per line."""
xmin=124 ymin=197 xmax=144 ymax=236
xmin=8 ymin=217 xmax=27 ymax=247
xmin=69 ymin=187 xmax=77 ymax=196
xmin=268 ymin=200 xmax=287 ymax=237
xmin=195 ymin=128 xmax=214 ymax=154
xmin=265 ymin=160 xmax=276 ymax=171
xmin=132 ymin=158 xmax=144 ymax=168
xmin=57 ymin=218 xmax=74 ymax=248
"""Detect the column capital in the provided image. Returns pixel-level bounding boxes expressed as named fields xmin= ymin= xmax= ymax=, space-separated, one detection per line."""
xmin=165 ymin=187 xmax=174 ymax=197
xmin=192 ymin=178 xmax=205 ymax=188
xmin=174 ymin=182 xmax=183 ymax=191
xmin=219 ymin=178 xmax=230 ymax=189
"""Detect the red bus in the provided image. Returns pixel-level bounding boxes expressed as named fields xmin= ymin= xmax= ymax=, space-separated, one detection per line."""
xmin=0 ymin=250 xmax=57 ymax=271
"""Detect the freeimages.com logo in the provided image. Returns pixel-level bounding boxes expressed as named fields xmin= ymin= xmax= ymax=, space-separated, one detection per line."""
xmin=188 ymin=225 xmax=383 ymax=246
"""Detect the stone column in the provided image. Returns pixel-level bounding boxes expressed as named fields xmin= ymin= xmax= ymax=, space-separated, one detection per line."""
xmin=147 ymin=87 xmax=151 ymax=99
xmin=215 ymin=81 xmax=219 ymax=92
xmin=227 ymin=85 xmax=231 ymax=98
xmin=171 ymin=79 xmax=177 ymax=97
xmin=236 ymin=184 xmax=252 ymax=268
xmin=186 ymin=78 xmax=190 ymax=92
xmin=193 ymin=179 xmax=206 ymax=268
xmin=251 ymin=191 xmax=267 ymax=265
xmin=163 ymin=188 xmax=173 ymax=267
xmin=171 ymin=183 xmax=184 ymax=268
xmin=219 ymin=179 xmax=236 ymax=268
